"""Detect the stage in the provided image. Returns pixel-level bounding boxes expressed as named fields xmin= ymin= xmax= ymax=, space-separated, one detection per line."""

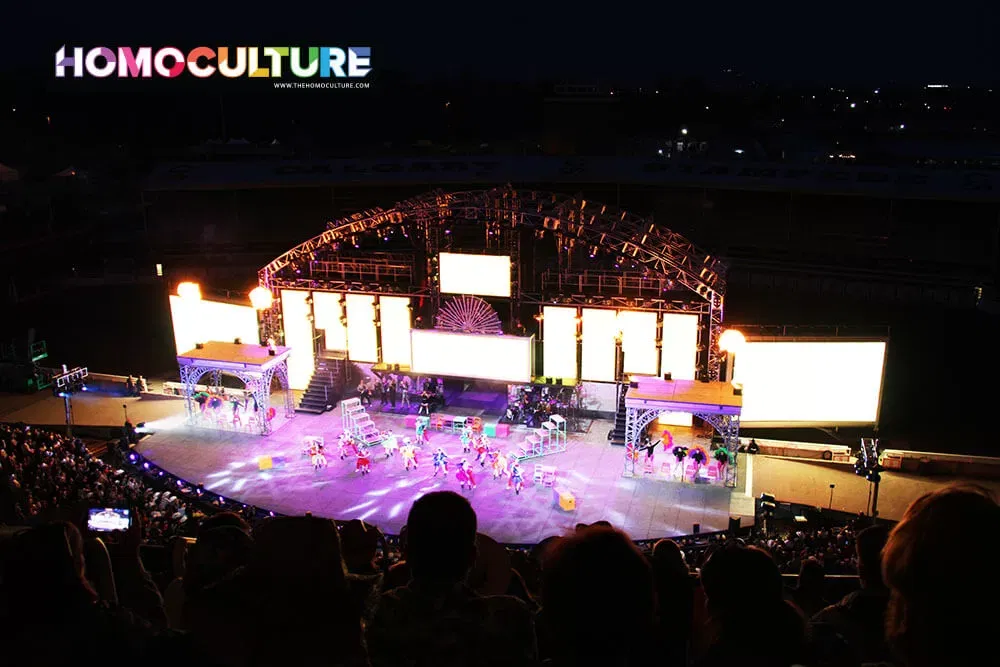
xmin=135 ymin=409 xmax=750 ymax=543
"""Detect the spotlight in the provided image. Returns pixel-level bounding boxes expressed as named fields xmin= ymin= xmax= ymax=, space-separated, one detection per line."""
xmin=176 ymin=480 xmax=184 ymax=487
xmin=143 ymin=462 xmax=150 ymax=469
xmin=129 ymin=453 xmax=137 ymax=463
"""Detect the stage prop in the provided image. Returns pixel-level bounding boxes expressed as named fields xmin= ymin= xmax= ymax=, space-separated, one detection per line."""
xmin=177 ymin=341 xmax=295 ymax=436
xmin=340 ymin=398 xmax=382 ymax=446
xmin=624 ymin=378 xmax=742 ymax=486
xmin=519 ymin=413 xmax=568 ymax=459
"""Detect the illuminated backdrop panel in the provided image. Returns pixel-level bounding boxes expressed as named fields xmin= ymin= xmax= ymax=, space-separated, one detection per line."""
xmin=542 ymin=306 xmax=578 ymax=379
xmin=345 ymin=293 xmax=378 ymax=363
xmin=439 ymin=252 xmax=512 ymax=298
xmin=313 ymin=291 xmax=347 ymax=352
xmin=657 ymin=313 xmax=700 ymax=426
xmin=168 ymin=295 xmax=259 ymax=356
xmin=279 ymin=290 xmax=314 ymax=391
xmin=617 ymin=310 xmax=658 ymax=376
xmin=410 ymin=330 xmax=533 ymax=383
xmin=733 ymin=340 xmax=887 ymax=425
xmin=379 ymin=296 xmax=412 ymax=367
xmin=581 ymin=308 xmax=619 ymax=382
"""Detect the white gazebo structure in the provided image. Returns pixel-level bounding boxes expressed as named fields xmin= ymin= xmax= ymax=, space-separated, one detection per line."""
xmin=177 ymin=341 xmax=295 ymax=435
xmin=624 ymin=378 xmax=743 ymax=486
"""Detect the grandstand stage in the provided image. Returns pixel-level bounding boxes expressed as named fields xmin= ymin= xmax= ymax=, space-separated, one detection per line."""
xmin=132 ymin=404 xmax=751 ymax=543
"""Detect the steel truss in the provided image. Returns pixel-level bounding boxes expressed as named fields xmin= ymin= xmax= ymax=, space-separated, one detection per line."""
xmin=178 ymin=360 xmax=295 ymax=436
xmin=624 ymin=407 xmax=740 ymax=488
xmin=259 ymin=187 xmax=728 ymax=378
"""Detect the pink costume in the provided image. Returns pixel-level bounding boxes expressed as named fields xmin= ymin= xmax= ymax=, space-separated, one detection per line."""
xmin=456 ymin=461 xmax=477 ymax=489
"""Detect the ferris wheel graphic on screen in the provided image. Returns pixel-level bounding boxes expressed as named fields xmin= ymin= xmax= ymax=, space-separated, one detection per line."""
xmin=434 ymin=252 xmax=511 ymax=334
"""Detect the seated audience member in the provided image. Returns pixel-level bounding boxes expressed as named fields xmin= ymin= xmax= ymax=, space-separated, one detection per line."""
xmin=882 ymin=485 xmax=1000 ymax=667
xmin=651 ymin=539 xmax=695 ymax=666
xmin=189 ymin=516 xmax=367 ymax=667
xmin=811 ymin=525 xmax=892 ymax=665
xmin=791 ymin=557 xmax=828 ymax=618
xmin=0 ymin=522 xmax=157 ymax=666
xmin=164 ymin=525 xmax=252 ymax=629
xmin=540 ymin=526 xmax=657 ymax=666
xmin=698 ymin=545 xmax=809 ymax=667
xmin=367 ymin=491 xmax=536 ymax=667
xmin=340 ymin=519 xmax=386 ymax=624
xmin=381 ymin=525 xmax=411 ymax=592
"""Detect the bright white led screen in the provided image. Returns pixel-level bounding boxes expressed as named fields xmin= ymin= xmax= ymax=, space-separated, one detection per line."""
xmin=657 ymin=313 xmax=700 ymax=427
xmin=169 ymin=295 xmax=259 ymax=357
xmin=279 ymin=290 xmax=315 ymax=391
xmin=733 ymin=341 xmax=887 ymax=425
xmin=313 ymin=292 xmax=347 ymax=352
xmin=581 ymin=308 xmax=618 ymax=382
xmin=617 ymin=310 xmax=658 ymax=376
xmin=379 ymin=296 xmax=412 ymax=367
xmin=542 ymin=307 xmax=578 ymax=379
xmin=410 ymin=330 xmax=532 ymax=383
xmin=439 ymin=252 xmax=511 ymax=298
xmin=346 ymin=293 xmax=378 ymax=363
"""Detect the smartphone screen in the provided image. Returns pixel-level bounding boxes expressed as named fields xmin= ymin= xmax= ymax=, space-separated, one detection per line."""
xmin=87 ymin=508 xmax=131 ymax=532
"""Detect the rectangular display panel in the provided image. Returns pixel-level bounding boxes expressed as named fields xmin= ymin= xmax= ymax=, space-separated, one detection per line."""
xmin=169 ymin=295 xmax=259 ymax=356
xmin=410 ymin=330 xmax=533 ymax=383
xmin=345 ymin=293 xmax=378 ymax=363
xmin=581 ymin=308 xmax=618 ymax=382
xmin=313 ymin=291 xmax=347 ymax=352
xmin=617 ymin=310 xmax=658 ymax=376
xmin=657 ymin=313 xmax=700 ymax=427
xmin=379 ymin=296 xmax=412 ymax=367
xmin=542 ymin=306 xmax=578 ymax=380
xmin=438 ymin=252 xmax=512 ymax=298
xmin=279 ymin=290 xmax=314 ymax=391
xmin=733 ymin=340 xmax=887 ymax=426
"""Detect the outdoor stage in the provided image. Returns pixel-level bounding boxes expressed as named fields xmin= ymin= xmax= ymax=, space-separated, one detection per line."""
xmin=135 ymin=407 xmax=750 ymax=543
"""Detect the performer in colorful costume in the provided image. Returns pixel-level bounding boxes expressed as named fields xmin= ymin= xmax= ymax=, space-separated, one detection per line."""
xmin=460 ymin=425 xmax=473 ymax=453
xmin=400 ymin=443 xmax=418 ymax=471
xmin=455 ymin=459 xmax=477 ymax=490
xmin=475 ymin=434 xmax=491 ymax=467
xmin=416 ymin=420 xmax=430 ymax=446
xmin=508 ymin=462 xmax=524 ymax=495
xmin=311 ymin=442 xmax=327 ymax=471
xmin=355 ymin=445 xmax=371 ymax=475
xmin=491 ymin=451 xmax=509 ymax=480
xmin=432 ymin=448 xmax=449 ymax=477
xmin=381 ymin=430 xmax=399 ymax=458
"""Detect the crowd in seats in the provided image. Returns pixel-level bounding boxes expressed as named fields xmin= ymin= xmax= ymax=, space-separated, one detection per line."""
xmin=0 ymin=423 xmax=197 ymax=542
xmin=1 ymin=422 xmax=998 ymax=666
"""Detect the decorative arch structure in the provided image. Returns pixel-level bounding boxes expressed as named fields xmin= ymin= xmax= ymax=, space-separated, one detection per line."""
xmin=623 ymin=378 xmax=742 ymax=487
xmin=258 ymin=187 xmax=729 ymax=378
xmin=177 ymin=342 xmax=295 ymax=435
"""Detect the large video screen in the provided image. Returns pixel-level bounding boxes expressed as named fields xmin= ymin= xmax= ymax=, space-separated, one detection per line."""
xmin=733 ymin=340 xmax=887 ymax=425
xmin=280 ymin=290 xmax=315 ymax=391
xmin=410 ymin=330 xmax=532 ymax=383
xmin=345 ymin=293 xmax=378 ymax=363
xmin=542 ymin=306 xmax=578 ymax=379
xmin=379 ymin=296 xmax=412 ymax=367
xmin=439 ymin=252 xmax=511 ymax=298
xmin=169 ymin=295 xmax=259 ymax=357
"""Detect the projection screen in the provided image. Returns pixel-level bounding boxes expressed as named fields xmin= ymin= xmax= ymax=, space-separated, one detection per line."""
xmin=313 ymin=291 xmax=347 ymax=352
xmin=169 ymin=295 xmax=259 ymax=356
xmin=279 ymin=290 xmax=315 ymax=391
xmin=581 ymin=308 xmax=618 ymax=382
xmin=732 ymin=340 xmax=887 ymax=426
xmin=345 ymin=293 xmax=378 ymax=363
xmin=617 ymin=310 xmax=658 ymax=376
xmin=410 ymin=330 xmax=533 ymax=383
xmin=379 ymin=296 xmax=412 ymax=367
xmin=657 ymin=313 xmax=700 ymax=427
xmin=439 ymin=252 xmax=511 ymax=298
xmin=542 ymin=306 xmax=578 ymax=379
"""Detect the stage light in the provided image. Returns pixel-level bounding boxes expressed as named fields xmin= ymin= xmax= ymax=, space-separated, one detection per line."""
xmin=249 ymin=286 xmax=273 ymax=310
xmin=719 ymin=329 xmax=746 ymax=354
xmin=177 ymin=282 xmax=201 ymax=301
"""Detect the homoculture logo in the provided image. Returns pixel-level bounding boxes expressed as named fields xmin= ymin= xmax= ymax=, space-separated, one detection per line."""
xmin=54 ymin=46 xmax=371 ymax=79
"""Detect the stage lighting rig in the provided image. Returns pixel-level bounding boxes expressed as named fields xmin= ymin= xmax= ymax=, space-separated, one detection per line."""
xmin=855 ymin=438 xmax=884 ymax=518
xmin=52 ymin=366 xmax=88 ymax=438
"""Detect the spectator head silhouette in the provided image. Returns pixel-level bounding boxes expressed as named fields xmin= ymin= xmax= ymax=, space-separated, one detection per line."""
xmin=855 ymin=524 xmax=890 ymax=588
xmin=3 ymin=522 xmax=96 ymax=615
xmin=883 ymin=485 xmax=1000 ymax=667
xmin=542 ymin=526 xmax=655 ymax=663
xmin=198 ymin=511 xmax=251 ymax=536
xmin=340 ymin=519 xmax=382 ymax=574
xmin=797 ymin=556 xmax=825 ymax=592
xmin=700 ymin=544 xmax=807 ymax=662
xmin=652 ymin=538 xmax=687 ymax=576
xmin=405 ymin=491 xmax=477 ymax=583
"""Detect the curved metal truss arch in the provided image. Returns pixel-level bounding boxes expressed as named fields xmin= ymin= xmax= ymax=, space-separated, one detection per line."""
xmin=623 ymin=407 xmax=740 ymax=487
xmin=259 ymin=187 xmax=728 ymax=377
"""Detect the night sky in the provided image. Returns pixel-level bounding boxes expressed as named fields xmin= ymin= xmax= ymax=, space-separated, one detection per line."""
xmin=2 ymin=2 xmax=998 ymax=84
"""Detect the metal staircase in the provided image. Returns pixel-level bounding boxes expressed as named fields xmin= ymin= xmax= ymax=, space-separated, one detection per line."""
xmin=608 ymin=382 xmax=627 ymax=446
xmin=296 ymin=354 xmax=346 ymax=415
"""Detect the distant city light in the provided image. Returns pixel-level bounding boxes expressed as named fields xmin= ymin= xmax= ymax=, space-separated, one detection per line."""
xmin=850 ymin=102 xmax=856 ymax=108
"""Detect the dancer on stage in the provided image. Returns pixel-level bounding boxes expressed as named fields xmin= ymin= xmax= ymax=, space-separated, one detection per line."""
xmin=456 ymin=459 xmax=477 ymax=490
xmin=400 ymin=377 xmax=411 ymax=410
xmin=475 ymin=435 xmax=491 ymax=467
xmin=311 ymin=442 xmax=327 ymax=471
xmin=491 ymin=450 xmax=509 ymax=480
xmin=416 ymin=420 xmax=431 ymax=447
xmin=508 ymin=462 xmax=524 ymax=495
xmin=339 ymin=432 xmax=358 ymax=460
xmin=400 ymin=442 xmax=418 ymax=471
xmin=355 ymin=445 xmax=371 ymax=475
xmin=460 ymin=425 xmax=473 ymax=453
xmin=381 ymin=430 xmax=399 ymax=459
xmin=432 ymin=448 xmax=449 ymax=477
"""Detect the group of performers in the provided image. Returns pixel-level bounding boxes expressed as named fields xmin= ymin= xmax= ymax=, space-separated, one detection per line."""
xmin=318 ymin=419 xmax=526 ymax=494
xmin=357 ymin=375 xmax=445 ymax=415
xmin=502 ymin=384 xmax=574 ymax=429
xmin=193 ymin=389 xmax=268 ymax=430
